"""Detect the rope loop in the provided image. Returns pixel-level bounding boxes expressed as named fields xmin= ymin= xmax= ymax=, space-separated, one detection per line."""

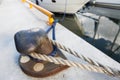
xmin=45 ymin=19 xmax=58 ymax=56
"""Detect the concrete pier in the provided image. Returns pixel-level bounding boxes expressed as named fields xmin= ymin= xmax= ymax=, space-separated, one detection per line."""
xmin=0 ymin=0 xmax=120 ymax=80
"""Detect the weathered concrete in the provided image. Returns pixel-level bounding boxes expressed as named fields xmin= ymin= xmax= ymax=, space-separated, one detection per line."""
xmin=0 ymin=0 xmax=120 ymax=80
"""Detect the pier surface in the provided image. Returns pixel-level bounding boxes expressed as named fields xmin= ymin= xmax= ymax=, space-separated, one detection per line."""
xmin=0 ymin=0 xmax=120 ymax=80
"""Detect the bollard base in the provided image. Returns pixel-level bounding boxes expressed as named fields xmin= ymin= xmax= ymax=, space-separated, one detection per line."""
xmin=19 ymin=50 xmax=69 ymax=78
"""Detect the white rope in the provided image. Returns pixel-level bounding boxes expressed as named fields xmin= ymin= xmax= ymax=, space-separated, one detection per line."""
xmin=48 ymin=39 xmax=120 ymax=76
xmin=29 ymin=52 xmax=120 ymax=77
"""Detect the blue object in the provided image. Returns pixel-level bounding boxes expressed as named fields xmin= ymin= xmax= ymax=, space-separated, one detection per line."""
xmin=46 ymin=19 xmax=58 ymax=56
xmin=48 ymin=45 xmax=57 ymax=56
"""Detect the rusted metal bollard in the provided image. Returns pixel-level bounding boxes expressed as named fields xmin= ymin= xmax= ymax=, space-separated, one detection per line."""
xmin=14 ymin=28 xmax=69 ymax=77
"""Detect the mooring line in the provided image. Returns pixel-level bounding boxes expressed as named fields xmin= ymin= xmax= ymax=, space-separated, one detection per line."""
xmin=48 ymin=39 xmax=120 ymax=77
xmin=29 ymin=52 xmax=120 ymax=77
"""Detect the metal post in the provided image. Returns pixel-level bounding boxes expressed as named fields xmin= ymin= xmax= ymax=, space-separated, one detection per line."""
xmin=92 ymin=16 xmax=101 ymax=43
xmin=111 ymin=20 xmax=120 ymax=51
xmin=113 ymin=46 xmax=120 ymax=53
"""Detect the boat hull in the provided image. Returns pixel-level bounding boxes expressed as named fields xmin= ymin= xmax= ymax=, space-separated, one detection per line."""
xmin=36 ymin=0 xmax=89 ymax=14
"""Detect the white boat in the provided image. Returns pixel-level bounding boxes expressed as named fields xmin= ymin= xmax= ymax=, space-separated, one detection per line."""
xmin=34 ymin=0 xmax=89 ymax=14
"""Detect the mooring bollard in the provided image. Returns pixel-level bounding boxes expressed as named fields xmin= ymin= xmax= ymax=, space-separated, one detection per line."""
xmin=14 ymin=28 xmax=69 ymax=77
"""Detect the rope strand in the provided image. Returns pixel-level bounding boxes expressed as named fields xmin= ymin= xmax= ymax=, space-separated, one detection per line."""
xmin=48 ymin=39 xmax=120 ymax=76
xmin=29 ymin=52 xmax=119 ymax=76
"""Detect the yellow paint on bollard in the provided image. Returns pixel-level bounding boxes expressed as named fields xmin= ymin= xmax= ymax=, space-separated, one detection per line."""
xmin=29 ymin=4 xmax=33 ymax=9
xmin=21 ymin=0 xmax=26 ymax=2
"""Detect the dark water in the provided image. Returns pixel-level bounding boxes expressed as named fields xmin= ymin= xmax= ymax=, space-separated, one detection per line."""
xmin=55 ymin=13 xmax=120 ymax=63
xmin=54 ymin=13 xmax=83 ymax=36
xmin=82 ymin=36 xmax=120 ymax=63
